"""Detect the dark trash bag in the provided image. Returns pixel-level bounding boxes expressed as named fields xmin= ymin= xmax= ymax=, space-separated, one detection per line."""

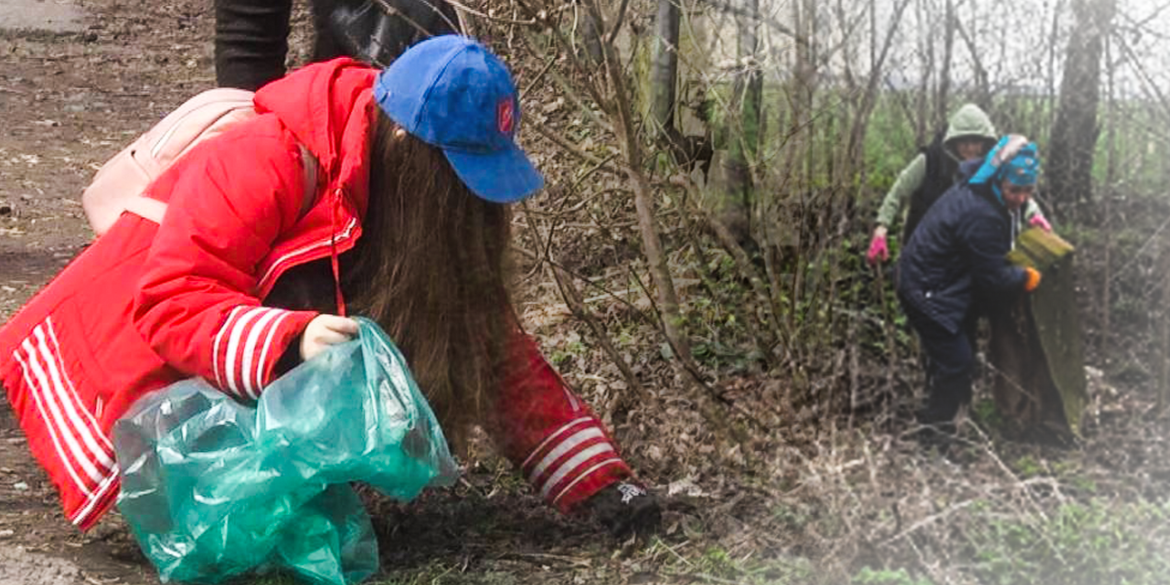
xmin=112 ymin=317 xmax=458 ymax=585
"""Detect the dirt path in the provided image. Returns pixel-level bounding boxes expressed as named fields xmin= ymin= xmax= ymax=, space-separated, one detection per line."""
xmin=0 ymin=1 xmax=217 ymax=582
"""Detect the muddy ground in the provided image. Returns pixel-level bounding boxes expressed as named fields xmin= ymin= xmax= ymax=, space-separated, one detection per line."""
xmin=0 ymin=1 xmax=225 ymax=583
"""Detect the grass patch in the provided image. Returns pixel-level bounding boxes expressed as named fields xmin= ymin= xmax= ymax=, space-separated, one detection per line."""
xmin=964 ymin=499 xmax=1170 ymax=585
xmin=852 ymin=567 xmax=935 ymax=585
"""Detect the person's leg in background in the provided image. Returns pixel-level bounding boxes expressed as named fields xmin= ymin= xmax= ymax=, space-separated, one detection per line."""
xmin=216 ymin=0 xmax=461 ymax=90
xmin=310 ymin=0 xmax=460 ymax=67
xmin=214 ymin=0 xmax=293 ymax=91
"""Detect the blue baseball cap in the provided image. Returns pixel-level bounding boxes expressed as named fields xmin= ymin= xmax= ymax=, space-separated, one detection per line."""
xmin=373 ymin=35 xmax=544 ymax=203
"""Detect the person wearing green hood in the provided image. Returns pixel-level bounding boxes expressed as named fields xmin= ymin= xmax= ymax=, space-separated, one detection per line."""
xmin=867 ymin=104 xmax=1050 ymax=265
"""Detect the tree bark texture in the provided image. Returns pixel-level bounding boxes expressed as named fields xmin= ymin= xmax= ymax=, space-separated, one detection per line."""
xmin=719 ymin=0 xmax=761 ymax=239
xmin=1048 ymin=0 xmax=1116 ymax=208
xmin=649 ymin=0 xmax=680 ymax=137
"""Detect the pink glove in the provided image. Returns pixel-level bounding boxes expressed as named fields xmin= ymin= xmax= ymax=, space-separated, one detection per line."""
xmin=1029 ymin=215 xmax=1052 ymax=232
xmin=866 ymin=230 xmax=889 ymax=265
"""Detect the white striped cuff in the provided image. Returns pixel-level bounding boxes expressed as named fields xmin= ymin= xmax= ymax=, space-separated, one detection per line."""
xmin=212 ymin=306 xmax=293 ymax=399
xmin=523 ymin=418 xmax=621 ymax=504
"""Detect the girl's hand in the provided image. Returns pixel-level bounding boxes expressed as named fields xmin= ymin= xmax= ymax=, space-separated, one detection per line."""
xmin=300 ymin=315 xmax=359 ymax=361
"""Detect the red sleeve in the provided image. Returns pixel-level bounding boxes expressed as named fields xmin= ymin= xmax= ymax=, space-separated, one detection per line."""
xmin=491 ymin=329 xmax=633 ymax=513
xmin=132 ymin=127 xmax=318 ymax=400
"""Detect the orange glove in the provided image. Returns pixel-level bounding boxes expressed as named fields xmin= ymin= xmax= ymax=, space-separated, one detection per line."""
xmin=1023 ymin=267 xmax=1042 ymax=292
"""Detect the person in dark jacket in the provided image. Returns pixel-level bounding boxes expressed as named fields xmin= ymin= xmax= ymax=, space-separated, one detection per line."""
xmin=896 ymin=135 xmax=1044 ymax=435
xmin=214 ymin=0 xmax=459 ymax=91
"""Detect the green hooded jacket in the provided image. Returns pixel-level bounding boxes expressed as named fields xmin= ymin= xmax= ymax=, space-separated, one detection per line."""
xmin=874 ymin=103 xmax=1042 ymax=228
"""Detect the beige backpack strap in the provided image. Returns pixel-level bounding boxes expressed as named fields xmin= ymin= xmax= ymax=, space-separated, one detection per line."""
xmin=123 ymin=142 xmax=319 ymax=226
xmin=122 ymin=196 xmax=168 ymax=225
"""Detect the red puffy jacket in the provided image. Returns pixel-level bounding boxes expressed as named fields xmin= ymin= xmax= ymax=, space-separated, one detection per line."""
xmin=0 ymin=58 xmax=630 ymax=530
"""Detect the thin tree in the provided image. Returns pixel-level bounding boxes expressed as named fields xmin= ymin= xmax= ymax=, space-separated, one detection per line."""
xmin=913 ymin=0 xmax=933 ymax=145
xmin=934 ymin=0 xmax=955 ymax=131
xmin=954 ymin=8 xmax=990 ymax=109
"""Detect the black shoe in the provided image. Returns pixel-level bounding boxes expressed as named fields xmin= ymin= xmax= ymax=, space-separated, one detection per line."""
xmin=911 ymin=421 xmax=957 ymax=452
xmin=581 ymin=481 xmax=662 ymax=539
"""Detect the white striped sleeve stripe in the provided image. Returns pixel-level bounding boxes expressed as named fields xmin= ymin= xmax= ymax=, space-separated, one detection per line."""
xmin=216 ymin=306 xmax=298 ymax=399
xmin=239 ymin=308 xmax=283 ymax=399
xmin=520 ymin=416 xmax=594 ymax=470
xmin=550 ymin=458 xmax=624 ymax=506
xmin=212 ymin=306 xmax=246 ymax=389
xmin=221 ymin=308 xmax=266 ymax=396
xmin=538 ymin=443 xmax=616 ymax=499
xmin=12 ymin=322 xmax=116 ymax=492
xmin=527 ymin=427 xmax=606 ymax=484
xmin=254 ymin=310 xmax=292 ymax=394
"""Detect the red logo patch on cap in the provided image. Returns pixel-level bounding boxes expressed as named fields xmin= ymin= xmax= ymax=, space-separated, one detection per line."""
xmin=497 ymin=98 xmax=515 ymax=135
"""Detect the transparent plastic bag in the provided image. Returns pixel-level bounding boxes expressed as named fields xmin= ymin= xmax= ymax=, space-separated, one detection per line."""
xmin=113 ymin=317 xmax=457 ymax=584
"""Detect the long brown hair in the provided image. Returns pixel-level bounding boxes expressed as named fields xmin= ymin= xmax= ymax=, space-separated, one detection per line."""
xmin=342 ymin=109 xmax=513 ymax=452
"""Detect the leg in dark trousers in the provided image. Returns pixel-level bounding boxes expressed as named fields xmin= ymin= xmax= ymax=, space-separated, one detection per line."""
xmin=216 ymin=0 xmax=458 ymax=91
xmin=310 ymin=0 xmax=460 ymax=67
xmin=903 ymin=306 xmax=976 ymax=430
xmin=214 ymin=0 xmax=293 ymax=91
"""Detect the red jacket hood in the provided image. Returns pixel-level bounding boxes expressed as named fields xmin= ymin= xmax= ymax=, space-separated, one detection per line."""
xmin=254 ymin=57 xmax=377 ymax=219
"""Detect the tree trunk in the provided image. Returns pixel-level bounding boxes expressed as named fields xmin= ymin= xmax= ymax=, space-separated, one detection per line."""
xmin=780 ymin=0 xmax=814 ymax=332
xmin=1048 ymin=0 xmax=1116 ymax=212
xmin=648 ymin=0 xmax=680 ymax=137
xmin=719 ymin=0 xmax=761 ymax=247
xmin=1045 ymin=0 xmax=1067 ymax=145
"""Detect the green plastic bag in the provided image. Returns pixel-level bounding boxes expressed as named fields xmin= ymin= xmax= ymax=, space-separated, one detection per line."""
xmin=112 ymin=317 xmax=458 ymax=585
